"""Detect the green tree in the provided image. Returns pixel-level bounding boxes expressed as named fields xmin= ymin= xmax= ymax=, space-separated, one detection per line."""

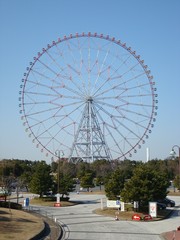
xmin=58 ymin=173 xmax=75 ymax=198
xmin=104 ymin=168 xmax=126 ymax=200
xmin=59 ymin=160 xmax=76 ymax=178
xmin=76 ymin=162 xmax=91 ymax=179
xmin=121 ymin=164 xmax=169 ymax=206
xmin=173 ymin=175 xmax=180 ymax=190
xmin=80 ymin=171 xmax=95 ymax=191
xmin=91 ymin=159 xmax=112 ymax=179
xmin=29 ymin=161 xmax=53 ymax=197
xmin=94 ymin=176 xmax=104 ymax=190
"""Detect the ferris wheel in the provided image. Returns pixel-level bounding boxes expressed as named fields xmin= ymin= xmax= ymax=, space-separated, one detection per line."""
xmin=19 ymin=32 xmax=158 ymax=162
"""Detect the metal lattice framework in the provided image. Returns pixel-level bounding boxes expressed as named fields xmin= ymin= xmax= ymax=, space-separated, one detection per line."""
xmin=19 ymin=32 xmax=158 ymax=162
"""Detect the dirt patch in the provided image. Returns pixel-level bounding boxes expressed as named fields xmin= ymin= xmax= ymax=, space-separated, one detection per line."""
xmin=0 ymin=208 xmax=44 ymax=240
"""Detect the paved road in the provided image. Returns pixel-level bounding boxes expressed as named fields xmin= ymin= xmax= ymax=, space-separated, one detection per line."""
xmin=29 ymin=194 xmax=180 ymax=240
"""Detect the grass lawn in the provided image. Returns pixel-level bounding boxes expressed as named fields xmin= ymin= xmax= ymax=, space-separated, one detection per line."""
xmin=0 ymin=208 xmax=44 ymax=240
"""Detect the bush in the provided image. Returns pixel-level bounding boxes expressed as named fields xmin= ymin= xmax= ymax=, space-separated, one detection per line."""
xmin=0 ymin=201 xmax=22 ymax=209
xmin=40 ymin=196 xmax=56 ymax=202
xmin=40 ymin=196 xmax=70 ymax=202
xmin=61 ymin=197 xmax=70 ymax=201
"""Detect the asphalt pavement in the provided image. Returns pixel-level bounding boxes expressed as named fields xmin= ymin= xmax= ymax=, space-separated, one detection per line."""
xmin=28 ymin=193 xmax=180 ymax=240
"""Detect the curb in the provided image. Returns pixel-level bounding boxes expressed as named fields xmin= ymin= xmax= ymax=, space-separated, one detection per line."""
xmin=27 ymin=211 xmax=62 ymax=240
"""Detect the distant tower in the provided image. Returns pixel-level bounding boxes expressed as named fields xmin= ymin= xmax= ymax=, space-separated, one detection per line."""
xmin=146 ymin=147 xmax=150 ymax=162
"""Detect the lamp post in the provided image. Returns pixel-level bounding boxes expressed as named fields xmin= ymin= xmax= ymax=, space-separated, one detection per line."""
xmin=170 ymin=145 xmax=180 ymax=191
xmin=55 ymin=150 xmax=64 ymax=204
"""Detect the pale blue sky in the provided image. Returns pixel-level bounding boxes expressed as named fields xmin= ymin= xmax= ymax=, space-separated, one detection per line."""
xmin=0 ymin=0 xmax=179 ymax=163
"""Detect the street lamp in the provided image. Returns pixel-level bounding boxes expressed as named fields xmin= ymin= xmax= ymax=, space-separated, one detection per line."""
xmin=170 ymin=145 xmax=180 ymax=190
xmin=55 ymin=150 xmax=64 ymax=204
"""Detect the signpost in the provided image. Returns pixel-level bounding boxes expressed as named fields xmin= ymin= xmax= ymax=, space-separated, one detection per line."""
xmin=149 ymin=202 xmax=157 ymax=217
xmin=23 ymin=198 xmax=29 ymax=207
xmin=54 ymin=193 xmax=61 ymax=207
xmin=107 ymin=200 xmax=120 ymax=208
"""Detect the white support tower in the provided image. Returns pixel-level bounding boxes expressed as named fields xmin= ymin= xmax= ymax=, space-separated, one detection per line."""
xmin=146 ymin=147 xmax=150 ymax=162
xmin=68 ymin=97 xmax=112 ymax=163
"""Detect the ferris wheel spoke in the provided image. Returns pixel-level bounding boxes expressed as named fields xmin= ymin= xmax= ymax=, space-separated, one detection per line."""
xmin=95 ymin=99 xmax=152 ymax=122
xmin=94 ymin=71 xmax=146 ymax=99
xmin=66 ymin=67 xmax=89 ymax=97
xmin=67 ymin=64 xmax=80 ymax=75
xmin=95 ymin=109 xmax=124 ymax=155
xmin=119 ymin=93 xmax=152 ymax=99
xmin=91 ymin=48 xmax=110 ymax=95
xmin=24 ymin=105 xmax=62 ymax=117
xmin=95 ymin=102 xmax=142 ymax=140
xmin=114 ymin=61 xmax=140 ymax=79
xmin=25 ymin=78 xmax=57 ymax=91
xmin=51 ymin=49 xmax=86 ymax=97
xmin=64 ymin=84 xmax=87 ymax=99
xmin=36 ymin=58 xmax=60 ymax=77
xmin=31 ymin=69 xmax=56 ymax=81
xmin=94 ymin=100 xmax=121 ymax=111
xmin=111 ymin=116 xmax=144 ymax=139
xmin=95 ymin=104 xmax=145 ymax=152
xmin=27 ymin=114 xmax=57 ymax=129
xmin=24 ymin=91 xmax=59 ymax=98
xmin=76 ymin=39 xmax=88 ymax=95
xmin=111 ymin=118 xmax=136 ymax=149
xmin=121 ymin=114 xmax=148 ymax=130
xmin=66 ymin=38 xmax=78 ymax=64
xmin=65 ymin=40 xmax=89 ymax=94
xmin=44 ymin=121 xmax=75 ymax=147
xmin=45 ymin=49 xmax=69 ymax=74
xmin=34 ymin=117 xmax=71 ymax=139
xmin=87 ymin=38 xmax=91 ymax=95
xmin=28 ymin=101 xmax=84 ymax=131
xmin=116 ymin=106 xmax=151 ymax=119
xmin=92 ymin=53 xmax=131 ymax=97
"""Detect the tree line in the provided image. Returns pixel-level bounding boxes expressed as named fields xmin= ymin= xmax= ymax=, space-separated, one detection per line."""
xmin=0 ymin=157 xmax=179 ymax=204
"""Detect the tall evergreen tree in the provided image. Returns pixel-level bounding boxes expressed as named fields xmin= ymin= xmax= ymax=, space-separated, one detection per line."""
xmin=105 ymin=168 xmax=126 ymax=200
xmin=121 ymin=164 xmax=169 ymax=205
xmin=29 ymin=161 xmax=53 ymax=197
xmin=80 ymin=171 xmax=95 ymax=191
xmin=58 ymin=173 xmax=75 ymax=198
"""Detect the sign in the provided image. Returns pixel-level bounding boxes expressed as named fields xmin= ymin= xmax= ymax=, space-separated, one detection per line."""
xmin=23 ymin=198 xmax=29 ymax=207
xmin=107 ymin=200 xmax=121 ymax=208
xmin=121 ymin=202 xmax=125 ymax=211
xmin=149 ymin=202 xmax=157 ymax=217
xmin=134 ymin=201 xmax=139 ymax=209
xmin=143 ymin=214 xmax=152 ymax=221
xmin=54 ymin=202 xmax=61 ymax=207
xmin=0 ymin=188 xmax=8 ymax=195
xmin=56 ymin=193 xmax=61 ymax=203
xmin=132 ymin=214 xmax=141 ymax=221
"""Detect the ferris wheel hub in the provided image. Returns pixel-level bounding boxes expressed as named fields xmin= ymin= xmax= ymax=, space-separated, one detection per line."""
xmin=86 ymin=96 xmax=93 ymax=102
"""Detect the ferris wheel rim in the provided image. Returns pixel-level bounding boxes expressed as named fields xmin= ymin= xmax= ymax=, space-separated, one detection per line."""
xmin=19 ymin=32 xmax=158 ymax=161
